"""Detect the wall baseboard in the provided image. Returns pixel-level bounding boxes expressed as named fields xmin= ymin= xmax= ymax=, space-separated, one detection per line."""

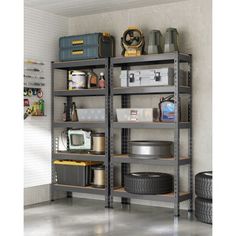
xmin=24 ymin=184 xmax=66 ymax=206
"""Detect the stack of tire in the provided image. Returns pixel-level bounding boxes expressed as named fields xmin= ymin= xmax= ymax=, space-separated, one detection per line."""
xmin=195 ymin=171 xmax=212 ymax=224
xmin=124 ymin=172 xmax=173 ymax=194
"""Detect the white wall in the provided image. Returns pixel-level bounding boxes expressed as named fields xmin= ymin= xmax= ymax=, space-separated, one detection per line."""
xmin=69 ymin=0 xmax=212 ymax=208
xmin=24 ymin=7 xmax=68 ymax=204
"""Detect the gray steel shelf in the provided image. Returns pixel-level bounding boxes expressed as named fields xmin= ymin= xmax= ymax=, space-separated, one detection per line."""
xmin=111 ymin=52 xmax=190 ymax=66
xmin=52 ymin=58 xmax=106 ymax=70
xmin=53 ymin=184 xmax=105 ymax=195
xmin=109 ymin=53 xmax=193 ymax=216
xmin=113 ymin=188 xmax=191 ymax=203
xmin=51 ymin=58 xmax=111 ymax=207
xmin=53 ymin=121 xmax=106 ymax=128
xmin=113 ymin=86 xmax=190 ymax=95
xmin=113 ymin=122 xmax=190 ymax=129
xmin=54 ymin=89 xmax=106 ymax=97
xmin=112 ymin=154 xmax=190 ymax=166
xmin=53 ymin=151 xmax=105 ymax=162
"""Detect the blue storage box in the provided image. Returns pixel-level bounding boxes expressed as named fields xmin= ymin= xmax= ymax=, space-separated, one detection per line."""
xmin=60 ymin=33 xmax=100 ymax=49
xmin=59 ymin=33 xmax=115 ymax=61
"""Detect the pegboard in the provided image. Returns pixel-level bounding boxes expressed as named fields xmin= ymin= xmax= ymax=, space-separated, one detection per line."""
xmin=24 ymin=6 xmax=68 ymax=188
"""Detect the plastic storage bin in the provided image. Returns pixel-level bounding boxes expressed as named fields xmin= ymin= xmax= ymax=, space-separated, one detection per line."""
xmin=54 ymin=160 xmax=99 ymax=186
xmin=116 ymin=108 xmax=158 ymax=122
xmin=59 ymin=33 xmax=115 ymax=61
xmin=77 ymin=109 xmax=105 ymax=121
xmin=59 ymin=33 xmax=100 ymax=49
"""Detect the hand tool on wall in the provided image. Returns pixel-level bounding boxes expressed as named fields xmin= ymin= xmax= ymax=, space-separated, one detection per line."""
xmin=24 ymin=107 xmax=33 ymax=120
xmin=24 ymin=99 xmax=30 ymax=107
xmin=37 ymin=88 xmax=43 ymax=98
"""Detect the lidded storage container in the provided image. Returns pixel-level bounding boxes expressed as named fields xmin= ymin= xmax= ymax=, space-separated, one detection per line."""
xmin=53 ymin=160 xmax=100 ymax=186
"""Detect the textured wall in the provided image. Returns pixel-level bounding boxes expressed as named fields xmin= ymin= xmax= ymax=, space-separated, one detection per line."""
xmin=69 ymin=0 xmax=212 ymax=207
xmin=24 ymin=7 xmax=68 ymax=204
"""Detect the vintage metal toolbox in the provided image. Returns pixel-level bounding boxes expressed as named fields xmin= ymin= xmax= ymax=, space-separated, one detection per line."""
xmin=59 ymin=33 xmax=115 ymax=61
xmin=54 ymin=160 xmax=100 ymax=187
xmin=120 ymin=68 xmax=186 ymax=87
xmin=116 ymin=108 xmax=158 ymax=122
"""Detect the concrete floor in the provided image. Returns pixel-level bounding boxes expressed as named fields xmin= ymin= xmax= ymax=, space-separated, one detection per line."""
xmin=24 ymin=198 xmax=212 ymax=236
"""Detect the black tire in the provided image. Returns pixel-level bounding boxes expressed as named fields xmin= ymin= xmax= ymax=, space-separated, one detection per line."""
xmin=195 ymin=197 xmax=212 ymax=224
xmin=124 ymin=172 xmax=173 ymax=195
xmin=195 ymin=171 xmax=212 ymax=199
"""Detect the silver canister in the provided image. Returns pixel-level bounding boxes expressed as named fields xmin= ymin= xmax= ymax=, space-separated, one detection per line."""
xmin=91 ymin=133 xmax=105 ymax=155
xmin=92 ymin=165 xmax=105 ymax=188
xmin=129 ymin=141 xmax=173 ymax=159
xmin=68 ymin=70 xmax=87 ymax=89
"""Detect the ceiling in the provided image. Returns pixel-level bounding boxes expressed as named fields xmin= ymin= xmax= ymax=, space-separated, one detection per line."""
xmin=24 ymin=0 xmax=185 ymax=17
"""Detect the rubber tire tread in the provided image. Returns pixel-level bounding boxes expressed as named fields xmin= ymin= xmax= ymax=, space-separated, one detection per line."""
xmin=195 ymin=197 xmax=212 ymax=224
xmin=195 ymin=171 xmax=212 ymax=199
xmin=124 ymin=172 xmax=173 ymax=195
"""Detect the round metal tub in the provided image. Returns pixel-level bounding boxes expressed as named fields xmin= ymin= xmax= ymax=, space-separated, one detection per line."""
xmin=129 ymin=141 xmax=173 ymax=159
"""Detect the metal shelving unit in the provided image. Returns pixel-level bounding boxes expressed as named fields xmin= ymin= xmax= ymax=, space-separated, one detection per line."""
xmin=109 ymin=52 xmax=193 ymax=216
xmin=50 ymin=52 xmax=193 ymax=216
xmin=51 ymin=58 xmax=111 ymax=207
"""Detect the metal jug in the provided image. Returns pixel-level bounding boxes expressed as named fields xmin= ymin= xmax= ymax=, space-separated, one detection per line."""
xmin=147 ymin=30 xmax=163 ymax=54
xmin=164 ymin=28 xmax=179 ymax=53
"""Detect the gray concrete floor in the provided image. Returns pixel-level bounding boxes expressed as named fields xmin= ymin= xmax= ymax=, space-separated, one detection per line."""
xmin=24 ymin=198 xmax=212 ymax=236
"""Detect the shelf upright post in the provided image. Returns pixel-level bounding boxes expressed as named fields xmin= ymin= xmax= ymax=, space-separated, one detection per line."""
xmin=188 ymin=55 xmax=193 ymax=213
xmin=174 ymin=52 xmax=180 ymax=216
xmin=51 ymin=62 xmax=55 ymax=201
xmin=121 ymin=64 xmax=131 ymax=206
xmin=65 ymin=69 xmax=73 ymax=198
xmin=109 ymin=59 xmax=115 ymax=208
xmin=105 ymin=58 xmax=112 ymax=208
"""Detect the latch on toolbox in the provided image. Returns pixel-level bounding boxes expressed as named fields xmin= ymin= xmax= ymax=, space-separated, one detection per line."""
xmin=129 ymin=73 xmax=135 ymax=83
xmin=154 ymin=71 xmax=161 ymax=81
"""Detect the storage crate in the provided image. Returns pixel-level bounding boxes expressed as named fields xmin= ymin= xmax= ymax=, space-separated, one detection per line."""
xmin=77 ymin=108 xmax=105 ymax=121
xmin=116 ymin=108 xmax=158 ymax=122
xmin=54 ymin=160 xmax=100 ymax=186
xmin=59 ymin=33 xmax=101 ymax=49
xmin=59 ymin=33 xmax=115 ymax=61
